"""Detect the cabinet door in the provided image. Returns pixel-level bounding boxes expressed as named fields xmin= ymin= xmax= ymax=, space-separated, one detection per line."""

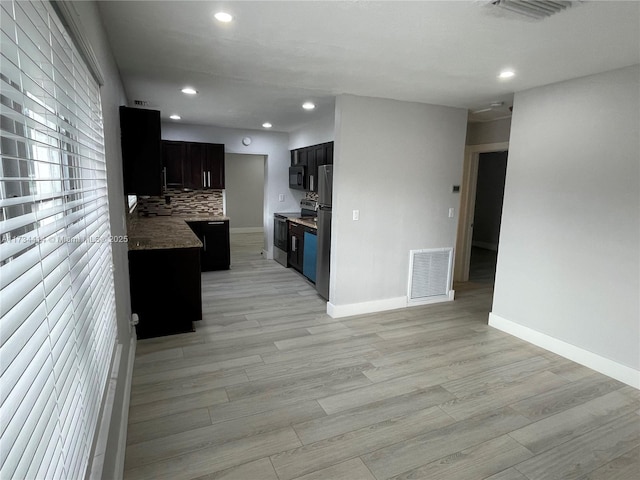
xmin=184 ymin=143 xmax=205 ymax=189
xmin=202 ymin=221 xmax=230 ymax=270
xmin=120 ymin=106 xmax=162 ymax=195
xmin=306 ymin=147 xmax=317 ymax=192
xmin=298 ymin=149 xmax=308 ymax=167
xmin=162 ymin=140 xmax=185 ymax=188
xmin=325 ymin=142 xmax=334 ymax=165
xmin=288 ymin=223 xmax=305 ymax=273
xmin=129 ymin=248 xmax=200 ymax=339
xmin=204 ymin=143 xmax=225 ymax=189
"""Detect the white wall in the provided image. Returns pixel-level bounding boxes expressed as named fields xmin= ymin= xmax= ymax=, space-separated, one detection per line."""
xmin=490 ymin=65 xmax=640 ymax=386
xmin=466 ymin=117 xmax=511 ymax=145
xmin=289 ymin=110 xmax=335 ymax=149
xmin=162 ymin=123 xmax=304 ymax=255
xmin=225 ymin=153 xmax=265 ymax=231
xmin=329 ymin=94 xmax=467 ymax=315
xmin=72 ymin=2 xmax=132 ymax=478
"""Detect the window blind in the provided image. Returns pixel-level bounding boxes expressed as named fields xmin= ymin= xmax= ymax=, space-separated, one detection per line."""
xmin=0 ymin=1 xmax=118 ymax=479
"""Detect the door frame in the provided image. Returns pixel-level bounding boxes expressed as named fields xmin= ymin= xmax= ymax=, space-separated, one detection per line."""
xmin=454 ymin=142 xmax=509 ymax=282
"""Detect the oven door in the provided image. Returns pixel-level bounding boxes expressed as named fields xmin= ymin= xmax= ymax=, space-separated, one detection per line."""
xmin=274 ymin=217 xmax=288 ymax=250
xmin=274 ymin=216 xmax=289 ymax=266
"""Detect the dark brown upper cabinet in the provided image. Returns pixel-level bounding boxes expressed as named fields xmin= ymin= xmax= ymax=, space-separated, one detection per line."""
xmin=161 ymin=140 xmax=225 ymax=190
xmin=120 ymin=106 xmax=162 ymax=196
xmin=290 ymin=141 xmax=333 ymax=192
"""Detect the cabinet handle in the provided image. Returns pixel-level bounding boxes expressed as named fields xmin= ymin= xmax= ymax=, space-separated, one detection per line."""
xmin=203 ymin=236 xmax=207 ymax=251
xmin=208 ymin=171 xmax=211 ymax=188
xmin=292 ymin=235 xmax=296 ymax=251
xmin=208 ymin=221 xmax=224 ymax=225
xmin=310 ymin=175 xmax=314 ymax=191
xmin=163 ymin=167 xmax=167 ymax=190
xmin=203 ymin=171 xmax=206 ymax=188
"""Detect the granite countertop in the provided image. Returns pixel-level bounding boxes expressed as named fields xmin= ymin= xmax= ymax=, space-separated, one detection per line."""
xmin=128 ymin=214 xmax=229 ymax=251
xmin=288 ymin=216 xmax=317 ymax=230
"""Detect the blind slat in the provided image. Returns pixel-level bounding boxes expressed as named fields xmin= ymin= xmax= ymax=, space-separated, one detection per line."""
xmin=0 ymin=1 xmax=117 ymax=478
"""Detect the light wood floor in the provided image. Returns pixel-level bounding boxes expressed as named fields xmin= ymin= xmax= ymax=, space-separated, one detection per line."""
xmin=124 ymin=233 xmax=640 ymax=480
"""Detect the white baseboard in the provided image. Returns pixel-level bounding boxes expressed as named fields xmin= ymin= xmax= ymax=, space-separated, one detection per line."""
xmin=114 ymin=335 xmax=136 ymax=479
xmin=327 ymin=296 xmax=407 ymax=318
xmin=408 ymin=290 xmax=455 ymax=307
xmin=262 ymin=249 xmax=272 ymax=259
xmin=488 ymin=313 xmax=639 ymax=389
xmin=230 ymin=227 xmax=263 ymax=234
xmin=89 ymin=344 xmax=122 ymax=480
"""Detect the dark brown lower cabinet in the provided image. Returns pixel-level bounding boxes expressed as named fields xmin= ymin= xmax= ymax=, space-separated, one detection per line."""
xmin=288 ymin=222 xmax=305 ymax=273
xmin=187 ymin=220 xmax=230 ymax=271
xmin=128 ymin=247 xmax=202 ymax=339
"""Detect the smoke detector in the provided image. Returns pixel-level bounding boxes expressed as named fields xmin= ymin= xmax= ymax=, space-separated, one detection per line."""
xmin=487 ymin=1 xmax=574 ymax=20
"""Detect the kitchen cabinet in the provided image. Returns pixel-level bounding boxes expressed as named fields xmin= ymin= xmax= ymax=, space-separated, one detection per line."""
xmin=120 ymin=106 xmax=162 ymax=196
xmin=162 ymin=140 xmax=185 ymax=188
xmin=290 ymin=142 xmax=333 ymax=192
xmin=288 ymin=221 xmax=318 ymax=277
xmin=128 ymin=247 xmax=201 ymax=339
xmin=161 ymin=140 xmax=225 ymax=189
xmin=204 ymin=143 xmax=225 ymax=189
xmin=187 ymin=220 xmax=230 ymax=271
xmin=288 ymin=221 xmax=305 ymax=273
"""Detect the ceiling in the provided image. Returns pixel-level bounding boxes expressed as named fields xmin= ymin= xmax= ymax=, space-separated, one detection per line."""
xmin=97 ymin=1 xmax=639 ymax=132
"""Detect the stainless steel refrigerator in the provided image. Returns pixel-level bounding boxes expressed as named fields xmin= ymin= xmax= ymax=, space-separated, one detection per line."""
xmin=316 ymin=165 xmax=332 ymax=300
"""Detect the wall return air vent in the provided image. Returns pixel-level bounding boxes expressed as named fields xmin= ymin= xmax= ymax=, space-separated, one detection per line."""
xmin=408 ymin=248 xmax=454 ymax=306
xmin=488 ymin=0 xmax=574 ymax=20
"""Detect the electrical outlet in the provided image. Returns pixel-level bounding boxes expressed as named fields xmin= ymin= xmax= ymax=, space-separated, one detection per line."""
xmin=278 ymin=194 xmax=285 ymax=202
xmin=353 ymin=210 xmax=359 ymax=221
xmin=448 ymin=208 xmax=455 ymax=218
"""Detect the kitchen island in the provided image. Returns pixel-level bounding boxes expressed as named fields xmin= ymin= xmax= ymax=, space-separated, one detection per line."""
xmin=127 ymin=214 xmax=229 ymax=339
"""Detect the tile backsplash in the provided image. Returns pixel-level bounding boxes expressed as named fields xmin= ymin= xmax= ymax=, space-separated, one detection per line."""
xmin=136 ymin=188 xmax=223 ymax=216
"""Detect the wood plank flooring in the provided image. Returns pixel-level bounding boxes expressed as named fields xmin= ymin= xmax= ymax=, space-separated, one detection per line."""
xmin=124 ymin=233 xmax=640 ymax=480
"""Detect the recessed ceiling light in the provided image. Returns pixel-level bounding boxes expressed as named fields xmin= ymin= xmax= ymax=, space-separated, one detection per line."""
xmin=214 ymin=12 xmax=233 ymax=22
xmin=181 ymin=87 xmax=197 ymax=95
xmin=169 ymin=114 xmax=181 ymax=120
xmin=262 ymin=122 xmax=272 ymax=128
xmin=498 ymin=70 xmax=515 ymax=79
xmin=302 ymin=102 xmax=315 ymax=110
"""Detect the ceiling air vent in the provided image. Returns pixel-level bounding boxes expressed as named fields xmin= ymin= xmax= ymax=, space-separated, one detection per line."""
xmin=489 ymin=0 xmax=573 ymax=20
xmin=133 ymin=99 xmax=150 ymax=107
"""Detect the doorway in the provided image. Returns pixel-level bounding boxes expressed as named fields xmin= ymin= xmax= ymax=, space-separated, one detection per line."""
xmin=454 ymin=142 xmax=509 ymax=284
xmin=469 ymin=151 xmax=508 ymax=283
xmin=224 ymin=153 xmax=266 ymax=233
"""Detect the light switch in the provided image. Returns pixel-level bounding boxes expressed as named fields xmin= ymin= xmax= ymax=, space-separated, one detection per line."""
xmin=448 ymin=208 xmax=455 ymax=218
xmin=353 ymin=210 xmax=359 ymax=221
xmin=278 ymin=194 xmax=285 ymax=202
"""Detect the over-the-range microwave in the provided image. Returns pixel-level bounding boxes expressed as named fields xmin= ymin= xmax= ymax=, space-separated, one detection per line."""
xmin=289 ymin=165 xmax=306 ymax=190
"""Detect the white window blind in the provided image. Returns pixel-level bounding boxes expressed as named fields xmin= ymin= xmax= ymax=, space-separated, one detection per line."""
xmin=0 ymin=1 xmax=118 ymax=479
